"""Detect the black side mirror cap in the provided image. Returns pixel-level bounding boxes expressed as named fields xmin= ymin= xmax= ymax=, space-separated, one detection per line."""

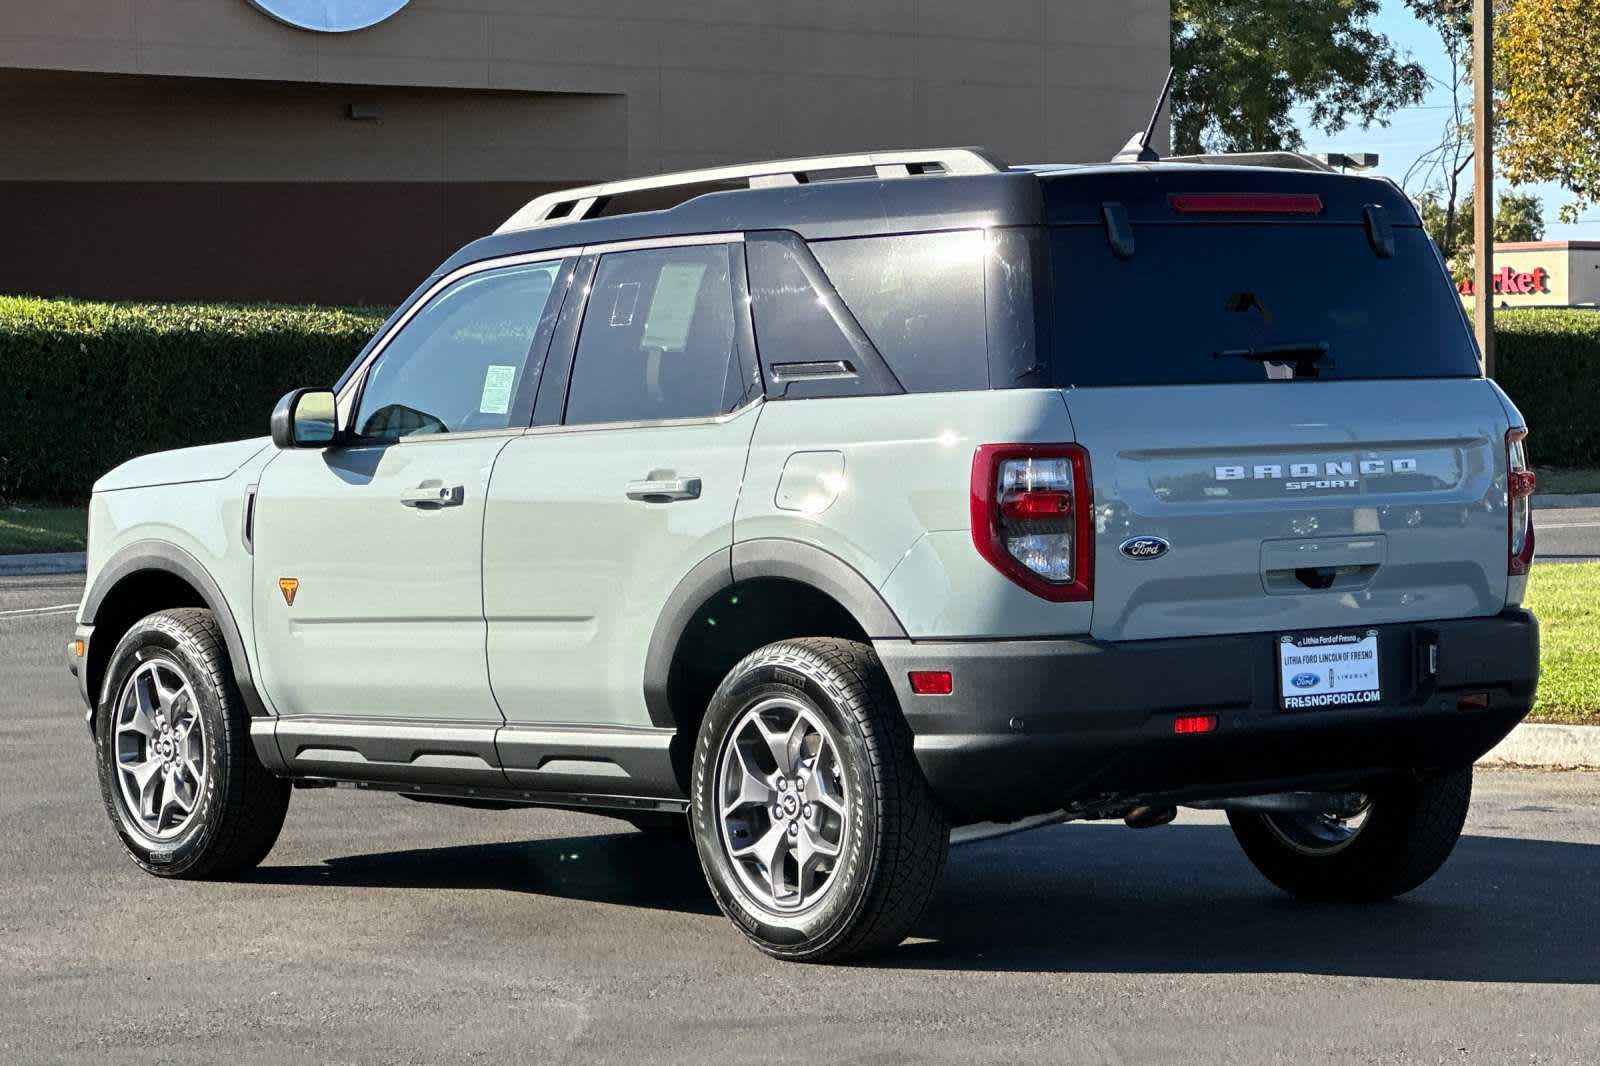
xmin=270 ymin=388 xmax=340 ymax=449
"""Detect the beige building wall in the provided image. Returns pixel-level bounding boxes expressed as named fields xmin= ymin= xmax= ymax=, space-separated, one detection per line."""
xmin=0 ymin=0 xmax=1170 ymax=301
xmin=1470 ymin=243 xmax=1600 ymax=308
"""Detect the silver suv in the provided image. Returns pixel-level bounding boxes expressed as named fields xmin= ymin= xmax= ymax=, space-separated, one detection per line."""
xmin=69 ymin=147 xmax=1540 ymax=962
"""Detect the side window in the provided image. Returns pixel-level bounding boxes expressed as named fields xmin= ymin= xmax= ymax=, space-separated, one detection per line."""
xmin=564 ymin=244 xmax=737 ymax=425
xmin=355 ymin=261 xmax=564 ymax=441
xmin=810 ymin=231 xmax=989 ymax=392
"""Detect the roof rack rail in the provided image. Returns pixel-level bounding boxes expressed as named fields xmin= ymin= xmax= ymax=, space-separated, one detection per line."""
xmin=494 ymin=147 xmax=1007 ymax=233
xmin=1162 ymin=151 xmax=1336 ymax=173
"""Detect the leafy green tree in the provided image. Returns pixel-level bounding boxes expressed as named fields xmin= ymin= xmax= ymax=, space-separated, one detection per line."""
xmin=1499 ymin=0 xmax=1600 ymax=223
xmin=1419 ymin=190 xmax=1545 ymax=281
xmin=1171 ymin=0 xmax=1429 ymax=154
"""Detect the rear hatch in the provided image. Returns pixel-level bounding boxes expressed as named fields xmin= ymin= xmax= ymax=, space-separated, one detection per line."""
xmin=1039 ymin=168 xmax=1513 ymax=642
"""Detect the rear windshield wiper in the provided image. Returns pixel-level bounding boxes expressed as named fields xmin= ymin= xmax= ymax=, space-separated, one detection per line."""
xmin=1213 ymin=342 xmax=1334 ymax=377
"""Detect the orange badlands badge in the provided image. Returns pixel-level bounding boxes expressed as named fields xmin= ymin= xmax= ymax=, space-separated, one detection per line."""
xmin=278 ymin=578 xmax=300 ymax=607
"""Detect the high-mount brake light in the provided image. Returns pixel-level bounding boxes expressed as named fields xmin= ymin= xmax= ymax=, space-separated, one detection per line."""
xmin=970 ymin=444 xmax=1093 ymax=602
xmin=1507 ymin=427 xmax=1536 ymax=576
xmin=1168 ymin=192 xmax=1324 ymax=215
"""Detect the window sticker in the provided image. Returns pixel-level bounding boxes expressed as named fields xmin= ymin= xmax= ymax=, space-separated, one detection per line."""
xmin=478 ymin=364 xmax=517 ymax=414
xmin=641 ymin=262 xmax=707 ymax=351
xmin=610 ymin=282 xmax=641 ymax=327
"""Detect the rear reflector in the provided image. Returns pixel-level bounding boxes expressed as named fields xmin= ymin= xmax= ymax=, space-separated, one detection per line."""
xmin=1168 ymin=192 xmax=1324 ymax=215
xmin=1456 ymin=692 xmax=1490 ymax=710
xmin=908 ymin=671 xmax=954 ymax=696
xmin=1173 ymin=714 xmax=1218 ymax=735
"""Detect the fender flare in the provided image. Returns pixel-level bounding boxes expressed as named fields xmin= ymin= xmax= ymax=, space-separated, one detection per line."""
xmin=641 ymin=539 xmax=906 ymax=729
xmin=82 ymin=539 xmax=269 ymax=720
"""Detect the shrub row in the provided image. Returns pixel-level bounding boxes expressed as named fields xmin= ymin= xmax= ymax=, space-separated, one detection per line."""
xmin=1494 ymin=308 xmax=1600 ymax=470
xmin=0 ymin=296 xmax=387 ymax=501
xmin=1 ymin=297 xmax=1596 ymax=502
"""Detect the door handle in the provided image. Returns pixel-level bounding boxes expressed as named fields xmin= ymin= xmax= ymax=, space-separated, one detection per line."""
xmin=400 ymin=482 xmax=465 ymax=508
xmin=625 ymin=476 xmax=701 ymax=503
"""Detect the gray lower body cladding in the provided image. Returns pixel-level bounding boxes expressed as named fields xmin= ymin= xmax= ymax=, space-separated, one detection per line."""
xmin=876 ymin=609 xmax=1539 ymax=823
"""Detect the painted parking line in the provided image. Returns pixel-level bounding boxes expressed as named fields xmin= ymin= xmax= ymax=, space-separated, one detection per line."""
xmin=1534 ymin=521 xmax=1600 ymax=530
xmin=0 ymin=603 xmax=78 ymax=618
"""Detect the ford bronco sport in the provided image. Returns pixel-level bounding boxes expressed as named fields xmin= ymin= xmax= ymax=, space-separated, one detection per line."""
xmin=70 ymin=146 xmax=1539 ymax=962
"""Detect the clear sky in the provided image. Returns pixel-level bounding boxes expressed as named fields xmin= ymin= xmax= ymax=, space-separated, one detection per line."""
xmin=1292 ymin=0 xmax=1597 ymax=241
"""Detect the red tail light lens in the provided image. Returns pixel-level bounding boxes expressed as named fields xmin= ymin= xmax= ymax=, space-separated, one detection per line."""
xmin=1173 ymin=714 xmax=1218 ymax=735
xmin=1168 ymin=192 xmax=1324 ymax=215
xmin=1507 ymin=427 xmax=1536 ymax=575
xmin=908 ymin=671 xmax=954 ymax=696
xmin=971 ymin=444 xmax=1093 ymax=602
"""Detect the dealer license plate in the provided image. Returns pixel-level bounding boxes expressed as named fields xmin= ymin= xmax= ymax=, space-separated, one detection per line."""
xmin=1278 ymin=630 xmax=1381 ymax=709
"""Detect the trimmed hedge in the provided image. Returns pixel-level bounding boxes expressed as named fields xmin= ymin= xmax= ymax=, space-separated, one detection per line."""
xmin=1 ymin=296 xmax=1597 ymax=502
xmin=1494 ymin=308 xmax=1600 ymax=470
xmin=0 ymin=296 xmax=386 ymax=501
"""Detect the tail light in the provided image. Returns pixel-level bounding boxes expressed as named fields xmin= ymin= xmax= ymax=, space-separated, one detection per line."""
xmin=1507 ymin=427 xmax=1536 ymax=575
xmin=970 ymin=444 xmax=1093 ymax=602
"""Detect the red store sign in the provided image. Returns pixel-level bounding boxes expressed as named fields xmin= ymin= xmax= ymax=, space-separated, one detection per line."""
xmin=1458 ymin=266 xmax=1551 ymax=296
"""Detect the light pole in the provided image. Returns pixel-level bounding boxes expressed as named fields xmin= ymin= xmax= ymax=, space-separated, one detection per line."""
xmin=1473 ymin=0 xmax=1494 ymax=377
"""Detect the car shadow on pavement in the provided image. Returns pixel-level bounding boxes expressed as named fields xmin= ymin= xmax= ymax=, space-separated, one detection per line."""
xmin=246 ymin=830 xmax=720 ymax=915
xmin=895 ymin=825 xmax=1600 ymax=984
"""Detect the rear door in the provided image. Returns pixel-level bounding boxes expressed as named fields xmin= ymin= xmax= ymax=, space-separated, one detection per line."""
xmin=484 ymin=236 xmax=760 ymax=730
xmin=1043 ymin=206 xmax=1512 ymax=644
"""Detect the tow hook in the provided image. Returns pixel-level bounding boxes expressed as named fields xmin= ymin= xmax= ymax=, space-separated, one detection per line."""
xmin=1124 ymin=805 xmax=1177 ymax=829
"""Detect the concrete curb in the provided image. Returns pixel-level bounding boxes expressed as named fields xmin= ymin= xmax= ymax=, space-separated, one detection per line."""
xmin=0 ymin=552 xmax=87 ymax=576
xmin=1535 ymin=493 xmax=1600 ymax=509
xmin=1479 ymin=723 xmax=1600 ymax=770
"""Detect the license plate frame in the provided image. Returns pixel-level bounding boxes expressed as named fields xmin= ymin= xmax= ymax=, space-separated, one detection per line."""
xmin=1277 ymin=629 xmax=1382 ymax=710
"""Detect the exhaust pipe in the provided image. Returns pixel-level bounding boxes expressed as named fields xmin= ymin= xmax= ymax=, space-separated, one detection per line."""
xmin=1123 ymin=804 xmax=1177 ymax=829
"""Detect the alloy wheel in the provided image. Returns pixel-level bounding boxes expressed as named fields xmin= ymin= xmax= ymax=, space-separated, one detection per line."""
xmin=113 ymin=659 xmax=207 ymax=841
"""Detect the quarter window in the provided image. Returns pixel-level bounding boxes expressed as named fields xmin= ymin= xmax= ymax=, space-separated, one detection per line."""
xmin=565 ymin=244 xmax=738 ymax=425
xmin=355 ymin=261 xmax=564 ymax=441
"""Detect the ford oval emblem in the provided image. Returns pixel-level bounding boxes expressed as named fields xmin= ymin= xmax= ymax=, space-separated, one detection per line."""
xmin=1119 ymin=536 xmax=1170 ymax=561
xmin=248 ymin=0 xmax=411 ymax=33
xmin=1291 ymin=672 xmax=1321 ymax=689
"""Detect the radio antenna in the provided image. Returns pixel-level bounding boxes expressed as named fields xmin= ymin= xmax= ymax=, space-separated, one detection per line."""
xmin=1112 ymin=66 xmax=1176 ymax=163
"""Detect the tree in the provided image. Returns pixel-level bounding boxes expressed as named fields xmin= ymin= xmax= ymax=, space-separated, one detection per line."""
xmin=1171 ymin=0 xmax=1429 ymax=155
xmin=1498 ymin=0 xmax=1600 ymax=223
xmin=1419 ymin=190 xmax=1545 ymax=281
xmin=1401 ymin=1 xmax=1474 ymax=263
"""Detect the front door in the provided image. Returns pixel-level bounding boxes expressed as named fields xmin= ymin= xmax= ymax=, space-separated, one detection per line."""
xmin=485 ymin=237 xmax=759 ymax=729
xmin=252 ymin=256 xmax=572 ymax=723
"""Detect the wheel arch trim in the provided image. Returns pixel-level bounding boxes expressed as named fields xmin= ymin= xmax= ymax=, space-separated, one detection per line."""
xmin=82 ymin=539 xmax=270 ymax=721
xmin=641 ymin=539 xmax=907 ymax=729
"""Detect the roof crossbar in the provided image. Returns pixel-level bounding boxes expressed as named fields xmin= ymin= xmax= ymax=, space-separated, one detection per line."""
xmin=494 ymin=147 xmax=1006 ymax=233
xmin=1162 ymin=151 xmax=1336 ymax=173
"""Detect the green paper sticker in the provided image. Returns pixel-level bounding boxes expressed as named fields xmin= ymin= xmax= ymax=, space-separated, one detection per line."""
xmin=479 ymin=364 xmax=517 ymax=415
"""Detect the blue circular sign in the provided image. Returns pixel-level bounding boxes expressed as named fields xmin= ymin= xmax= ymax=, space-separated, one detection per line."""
xmin=248 ymin=1 xmax=411 ymax=33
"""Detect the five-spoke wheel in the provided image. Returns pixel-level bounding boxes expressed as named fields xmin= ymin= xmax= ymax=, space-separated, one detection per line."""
xmin=716 ymin=696 xmax=849 ymax=914
xmin=114 ymin=659 xmax=208 ymax=841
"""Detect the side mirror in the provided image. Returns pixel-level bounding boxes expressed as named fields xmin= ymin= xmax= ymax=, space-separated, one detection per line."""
xmin=270 ymin=388 xmax=340 ymax=449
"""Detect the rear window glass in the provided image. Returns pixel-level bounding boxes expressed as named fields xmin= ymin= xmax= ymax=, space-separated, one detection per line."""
xmin=1047 ymin=225 xmax=1479 ymax=386
xmin=811 ymin=231 xmax=989 ymax=391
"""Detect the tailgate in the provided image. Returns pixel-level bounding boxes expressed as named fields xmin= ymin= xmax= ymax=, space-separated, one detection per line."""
xmin=1067 ymin=379 xmax=1512 ymax=641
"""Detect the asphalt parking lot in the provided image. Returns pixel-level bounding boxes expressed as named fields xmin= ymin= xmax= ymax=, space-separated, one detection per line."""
xmin=1536 ymin=506 xmax=1600 ymax=563
xmin=3 ymin=575 xmax=1598 ymax=1064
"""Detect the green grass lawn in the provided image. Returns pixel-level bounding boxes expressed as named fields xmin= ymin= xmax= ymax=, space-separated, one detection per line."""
xmin=1535 ymin=467 xmax=1600 ymax=496
xmin=0 ymin=504 xmax=87 ymax=554
xmin=1524 ymin=561 xmax=1600 ymax=725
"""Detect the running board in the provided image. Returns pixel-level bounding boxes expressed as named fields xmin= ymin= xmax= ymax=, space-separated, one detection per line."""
xmin=296 ymin=777 xmax=689 ymax=816
xmin=252 ymin=717 xmax=684 ymax=801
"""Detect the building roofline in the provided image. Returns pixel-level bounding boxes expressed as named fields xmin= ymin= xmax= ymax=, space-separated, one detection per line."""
xmin=1496 ymin=240 xmax=1600 ymax=251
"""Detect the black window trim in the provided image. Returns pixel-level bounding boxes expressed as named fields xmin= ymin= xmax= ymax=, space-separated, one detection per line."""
xmin=338 ymin=249 xmax=582 ymax=444
xmin=549 ymin=232 xmax=760 ymax=431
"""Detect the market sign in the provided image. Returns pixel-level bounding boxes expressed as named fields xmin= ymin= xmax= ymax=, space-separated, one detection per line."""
xmin=247 ymin=1 xmax=411 ymax=33
xmin=1457 ymin=266 xmax=1551 ymax=297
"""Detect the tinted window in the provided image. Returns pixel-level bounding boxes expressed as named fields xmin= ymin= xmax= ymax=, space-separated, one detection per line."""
xmin=565 ymin=244 xmax=737 ymax=424
xmin=1047 ymin=225 xmax=1479 ymax=386
xmin=355 ymin=262 xmax=563 ymax=440
xmin=810 ymin=231 xmax=989 ymax=391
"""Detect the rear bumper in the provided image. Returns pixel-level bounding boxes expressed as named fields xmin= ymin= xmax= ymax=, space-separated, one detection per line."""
xmin=875 ymin=609 xmax=1539 ymax=823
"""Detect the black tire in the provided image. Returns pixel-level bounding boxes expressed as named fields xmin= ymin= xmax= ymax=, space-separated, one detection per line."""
xmin=1227 ymin=767 xmax=1473 ymax=902
xmin=95 ymin=608 xmax=290 ymax=879
xmin=690 ymin=637 xmax=949 ymax=962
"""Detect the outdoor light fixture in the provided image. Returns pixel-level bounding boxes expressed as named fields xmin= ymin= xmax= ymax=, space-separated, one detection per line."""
xmin=1313 ymin=152 xmax=1380 ymax=172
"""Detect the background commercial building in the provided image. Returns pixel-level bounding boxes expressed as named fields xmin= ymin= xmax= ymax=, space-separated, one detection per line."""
xmin=0 ymin=0 xmax=1169 ymax=305
xmin=1458 ymin=241 xmax=1600 ymax=308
